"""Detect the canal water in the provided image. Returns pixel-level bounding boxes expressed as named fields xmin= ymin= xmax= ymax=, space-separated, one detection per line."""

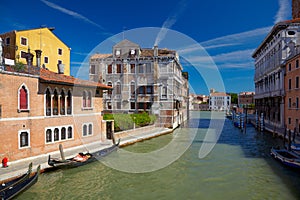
xmin=18 ymin=111 xmax=300 ymax=199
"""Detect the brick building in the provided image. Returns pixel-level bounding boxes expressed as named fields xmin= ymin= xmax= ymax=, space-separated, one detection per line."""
xmin=293 ymin=0 xmax=300 ymax=19
xmin=89 ymin=39 xmax=189 ymax=129
xmin=284 ymin=53 xmax=300 ymax=132
xmin=0 ymin=64 xmax=111 ymax=161
xmin=238 ymin=92 xmax=254 ymax=107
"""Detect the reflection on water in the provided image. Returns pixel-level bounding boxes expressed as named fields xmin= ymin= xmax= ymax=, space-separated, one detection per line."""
xmin=18 ymin=111 xmax=300 ymax=200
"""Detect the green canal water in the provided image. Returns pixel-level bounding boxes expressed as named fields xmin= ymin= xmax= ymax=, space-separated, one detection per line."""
xmin=18 ymin=112 xmax=300 ymax=199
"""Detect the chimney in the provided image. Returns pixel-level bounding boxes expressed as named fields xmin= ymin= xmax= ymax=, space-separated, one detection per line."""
xmin=154 ymin=45 xmax=158 ymax=57
xmin=57 ymin=63 xmax=65 ymax=74
xmin=293 ymin=0 xmax=300 ymax=19
xmin=25 ymin=48 xmax=34 ymax=67
xmin=35 ymin=50 xmax=42 ymax=68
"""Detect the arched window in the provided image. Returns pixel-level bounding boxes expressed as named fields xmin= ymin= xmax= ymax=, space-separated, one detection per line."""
xmin=53 ymin=89 xmax=58 ymax=115
xmin=130 ymin=82 xmax=136 ymax=98
xmin=67 ymin=90 xmax=72 ymax=115
xmin=116 ymin=82 xmax=121 ymax=95
xmin=46 ymin=88 xmax=51 ymax=116
xmin=107 ymin=64 xmax=112 ymax=74
xmin=83 ymin=124 xmax=87 ymax=136
xmin=67 ymin=126 xmax=73 ymax=139
xmin=60 ymin=90 xmax=65 ymax=115
xmin=107 ymin=82 xmax=112 ymax=96
xmin=19 ymin=131 xmax=29 ymax=148
xmin=87 ymin=91 xmax=92 ymax=107
xmin=46 ymin=129 xmax=52 ymax=143
xmin=54 ymin=128 xmax=59 ymax=141
xmin=83 ymin=91 xmax=87 ymax=107
xmin=88 ymin=124 xmax=93 ymax=135
xmin=61 ymin=127 xmax=66 ymax=140
xmin=19 ymin=85 xmax=29 ymax=110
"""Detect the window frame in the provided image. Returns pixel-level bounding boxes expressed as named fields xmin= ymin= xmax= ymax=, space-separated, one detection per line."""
xmin=58 ymin=48 xmax=63 ymax=55
xmin=18 ymin=130 xmax=30 ymax=149
xmin=20 ymin=37 xmax=28 ymax=46
xmin=82 ymin=123 xmax=93 ymax=137
xmin=18 ymin=84 xmax=30 ymax=112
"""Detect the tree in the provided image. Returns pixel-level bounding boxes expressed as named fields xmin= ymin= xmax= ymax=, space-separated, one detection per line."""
xmin=230 ymin=93 xmax=238 ymax=104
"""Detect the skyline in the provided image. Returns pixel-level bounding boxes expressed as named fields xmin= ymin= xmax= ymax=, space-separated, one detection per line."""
xmin=0 ymin=0 xmax=292 ymax=94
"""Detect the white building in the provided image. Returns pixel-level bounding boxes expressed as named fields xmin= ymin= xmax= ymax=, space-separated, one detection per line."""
xmin=209 ymin=92 xmax=231 ymax=112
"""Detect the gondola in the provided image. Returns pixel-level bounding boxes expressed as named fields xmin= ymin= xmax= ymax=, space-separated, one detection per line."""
xmin=270 ymin=147 xmax=300 ymax=168
xmin=0 ymin=165 xmax=40 ymax=200
xmin=48 ymin=140 xmax=120 ymax=169
xmin=0 ymin=163 xmax=32 ymax=193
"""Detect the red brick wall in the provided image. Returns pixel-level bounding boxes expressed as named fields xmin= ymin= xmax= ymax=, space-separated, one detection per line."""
xmin=0 ymin=72 xmax=106 ymax=161
xmin=285 ymin=55 xmax=300 ymax=131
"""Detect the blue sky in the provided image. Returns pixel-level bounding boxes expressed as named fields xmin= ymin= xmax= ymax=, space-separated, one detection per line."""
xmin=0 ymin=0 xmax=292 ymax=94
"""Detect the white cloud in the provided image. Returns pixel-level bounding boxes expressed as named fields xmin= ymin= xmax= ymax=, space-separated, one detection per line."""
xmin=154 ymin=0 xmax=188 ymax=46
xmin=40 ymin=0 xmax=105 ymax=30
xmin=274 ymin=0 xmax=291 ymax=24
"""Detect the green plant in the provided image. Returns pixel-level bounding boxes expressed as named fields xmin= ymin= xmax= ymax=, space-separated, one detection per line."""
xmin=13 ymin=62 xmax=26 ymax=72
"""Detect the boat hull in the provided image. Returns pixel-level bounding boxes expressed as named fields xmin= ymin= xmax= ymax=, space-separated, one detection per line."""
xmin=270 ymin=148 xmax=300 ymax=169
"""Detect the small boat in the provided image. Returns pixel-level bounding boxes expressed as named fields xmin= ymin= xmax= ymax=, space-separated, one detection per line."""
xmin=270 ymin=147 xmax=300 ymax=168
xmin=0 ymin=163 xmax=32 ymax=192
xmin=48 ymin=140 xmax=120 ymax=169
xmin=0 ymin=164 xmax=40 ymax=200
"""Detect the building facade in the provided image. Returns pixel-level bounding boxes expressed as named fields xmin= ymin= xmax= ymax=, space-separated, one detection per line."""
xmin=285 ymin=53 xmax=300 ymax=132
xmin=0 ymin=27 xmax=71 ymax=75
xmin=238 ymin=92 xmax=255 ymax=107
xmin=89 ymin=40 xmax=189 ymax=129
xmin=209 ymin=92 xmax=231 ymax=112
xmin=0 ymin=64 xmax=111 ymax=161
xmin=252 ymin=18 xmax=300 ymax=131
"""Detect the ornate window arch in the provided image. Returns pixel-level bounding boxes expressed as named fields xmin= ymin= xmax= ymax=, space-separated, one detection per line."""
xmin=18 ymin=84 xmax=29 ymax=111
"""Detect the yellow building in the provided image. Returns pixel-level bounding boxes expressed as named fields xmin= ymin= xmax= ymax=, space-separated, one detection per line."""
xmin=0 ymin=27 xmax=70 ymax=75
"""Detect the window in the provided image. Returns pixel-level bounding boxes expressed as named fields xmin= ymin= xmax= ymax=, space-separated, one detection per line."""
xmin=5 ymin=37 xmax=10 ymax=45
xmin=21 ymin=37 xmax=27 ymax=46
xmin=46 ymin=129 xmax=52 ymax=143
xmin=90 ymin=65 xmax=96 ymax=74
xmin=88 ymin=124 xmax=93 ymax=135
xmin=138 ymin=64 xmax=144 ymax=73
xmin=58 ymin=48 xmax=62 ymax=55
xmin=146 ymin=86 xmax=153 ymax=94
xmin=21 ymin=51 xmax=27 ymax=59
xmin=130 ymin=102 xmax=136 ymax=109
xmin=61 ymin=127 xmax=66 ymax=140
xmin=145 ymin=63 xmax=152 ymax=73
xmin=289 ymin=79 xmax=292 ymax=90
xmin=67 ymin=90 xmax=72 ymax=115
xmin=87 ymin=91 xmax=92 ymax=107
xmin=107 ymin=102 xmax=112 ymax=110
xmin=130 ymin=64 xmax=135 ymax=73
xmin=19 ymin=131 xmax=29 ymax=148
xmin=83 ymin=124 xmax=87 ymax=136
xmin=54 ymin=128 xmax=59 ymax=141
xmin=46 ymin=88 xmax=51 ymax=116
xmin=116 ymin=102 xmax=121 ymax=109
xmin=288 ymin=117 xmax=291 ymax=124
xmin=58 ymin=60 xmax=62 ymax=65
xmin=115 ymin=50 xmax=121 ymax=57
xmin=297 ymin=97 xmax=299 ymax=109
xmin=107 ymin=82 xmax=112 ymax=96
xmin=289 ymin=98 xmax=292 ymax=108
xmin=296 ymin=77 xmax=299 ymax=89
xmin=68 ymin=126 xmax=73 ymax=139
xmin=162 ymin=86 xmax=167 ymax=99
xmin=108 ymin=65 xmax=112 ymax=74
xmin=138 ymin=86 xmax=145 ymax=94
xmin=130 ymin=82 xmax=136 ymax=98
xmin=116 ymin=82 xmax=121 ymax=95
xmin=19 ymin=85 xmax=29 ymax=111
xmin=53 ymin=89 xmax=58 ymax=115
xmin=297 ymin=60 xmax=299 ymax=69
xmin=60 ymin=90 xmax=65 ymax=115
xmin=44 ymin=57 xmax=49 ymax=64
xmin=289 ymin=63 xmax=292 ymax=71
xmin=116 ymin=64 xmax=122 ymax=73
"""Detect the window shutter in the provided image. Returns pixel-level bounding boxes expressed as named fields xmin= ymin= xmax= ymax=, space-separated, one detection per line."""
xmin=20 ymin=87 xmax=28 ymax=109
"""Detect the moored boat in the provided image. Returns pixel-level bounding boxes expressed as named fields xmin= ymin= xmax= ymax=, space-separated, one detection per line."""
xmin=0 ymin=164 xmax=40 ymax=200
xmin=270 ymin=147 xmax=300 ymax=168
xmin=48 ymin=140 xmax=120 ymax=169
